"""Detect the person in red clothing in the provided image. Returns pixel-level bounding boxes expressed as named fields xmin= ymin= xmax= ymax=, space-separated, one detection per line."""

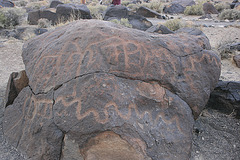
xmin=112 ymin=0 xmax=121 ymax=5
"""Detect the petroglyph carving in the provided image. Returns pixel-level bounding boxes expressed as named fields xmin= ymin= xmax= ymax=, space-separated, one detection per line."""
xmin=4 ymin=20 xmax=221 ymax=160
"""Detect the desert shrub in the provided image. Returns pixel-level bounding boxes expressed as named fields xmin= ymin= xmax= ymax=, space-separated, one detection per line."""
xmin=15 ymin=1 xmax=28 ymax=7
xmin=88 ymin=4 xmax=107 ymax=19
xmin=162 ymin=19 xmax=184 ymax=31
xmin=38 ymin=18 xmax=51 ymax=28
xmin=0 ymin=8 xmax=26 ymax=29
xmin=214 ymin=2 xmax=231 ymax=13
xmin=121 ymin=0 xmax=131 ymax=6
xmin=217 ymin=40 xmax=237 ymax=59
xmin=184 ymin=3 xmax=204 ymax=15
xmin=110 ymin=18 xmax=132 ymax=28
xmin=26 ymin=1 xmax=48 ymax=10
xmin=218 ymin=9 xmax=240 ymax=20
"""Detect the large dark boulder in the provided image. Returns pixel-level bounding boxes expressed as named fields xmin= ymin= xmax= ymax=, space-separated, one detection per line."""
xmin=0 ymin=0 xmax=14 ymax=7
xmin=103 ymin=5 xmax=129 ymax=20
xmin=163 ymin=3 xmax=185 ymax=14
xmin=28 ymin=9 xmax=57 ymax=25
xmin=103 ymin=5 xmax=152 ymax=31
xmin=203 ymin=2 xmax=218 ymax=14
xmin=56 ymin=3 xmax=92 ymax=20
xmin=136 ymin=6 xmax=163 ymax=19
xmin=206 ymin=81 xmax=240 ymax=118
xmin=3 ymin=20 xmax=221 ymax=160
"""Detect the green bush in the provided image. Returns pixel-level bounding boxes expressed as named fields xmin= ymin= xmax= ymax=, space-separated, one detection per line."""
xmin=218 ymin=9 xmax=240 ymax=20
xmin=0 ymin=8 xmax=25 ymax=29
xmin=214 ymin=2 xmax=231 ymax=13
xmin=184 ymin=3 xmax=204 ymax=15
xmin=162 ymin=19 xmax=184 ymax=31
xmin=110 ymin=18 xmax=132 ymax=28
xmin=88 ymin=4 xmax=107 ymax=19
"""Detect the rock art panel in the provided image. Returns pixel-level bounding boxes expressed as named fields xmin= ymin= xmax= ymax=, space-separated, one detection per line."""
xmin=4 ymin=20 xmax=221 ymax=160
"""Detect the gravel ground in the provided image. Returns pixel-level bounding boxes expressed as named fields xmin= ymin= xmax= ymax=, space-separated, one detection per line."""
xmin=0 ymin=39 xmax=25 ymax=160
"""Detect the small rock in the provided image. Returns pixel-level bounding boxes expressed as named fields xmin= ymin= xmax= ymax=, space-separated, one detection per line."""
xmin=233 ymin=55 xmax=240 ymax=68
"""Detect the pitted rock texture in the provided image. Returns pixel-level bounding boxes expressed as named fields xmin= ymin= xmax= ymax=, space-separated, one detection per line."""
xmin=3 ymin=20 xmax=221 ymax=160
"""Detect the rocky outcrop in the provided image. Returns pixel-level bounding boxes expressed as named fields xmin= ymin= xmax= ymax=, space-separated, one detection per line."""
xmin=103 ymin=5 xmax=152 ymax=31
xmin=206 ymin=81 xmax=240 ymax=118
xmin=3 ymin=20 xmax=221 ymax=160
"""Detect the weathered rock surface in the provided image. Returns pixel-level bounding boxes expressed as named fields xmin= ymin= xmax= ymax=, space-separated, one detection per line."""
xmin=206 ymin=81 xmax=240 ymax=118
xmin=3 ymin=20 xmax=221 ymax=160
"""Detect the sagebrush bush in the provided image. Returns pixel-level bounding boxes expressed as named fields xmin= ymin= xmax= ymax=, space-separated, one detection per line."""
xmin=218 ymin=9 xmax=240 ymax=20
xmin=184 ymin=3 xmax=204 ymax=15
xmin=214 ymin=2 xmax=231 ymax=13
xmin=162 ymin=19 xmax=184 ymax=31
xmin=88 ymin=4 xmax=107 ymax=19
xmin=127 ymin=0 xmax=163 ymax=13
xmin=0 ymin=8 xmax=25 ymax=29
xmin=110 ymin=18 xmax=132 ymax=28
xmin=38 ymin=18 xmax=51 ymax=28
